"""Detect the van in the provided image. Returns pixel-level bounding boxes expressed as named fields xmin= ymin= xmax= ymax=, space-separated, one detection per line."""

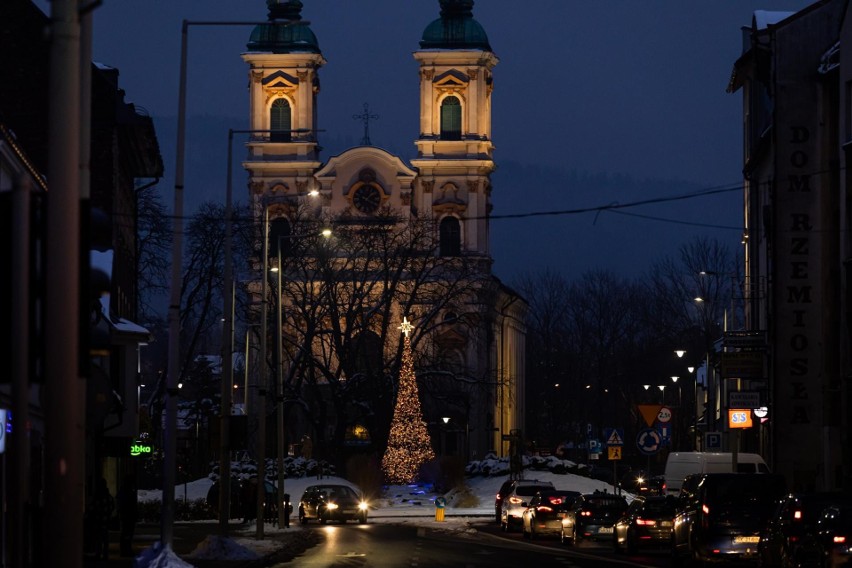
xmin=664 ymin=451 xmax=769 ymax=496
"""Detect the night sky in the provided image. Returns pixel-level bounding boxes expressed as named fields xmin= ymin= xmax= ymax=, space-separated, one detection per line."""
xmin=35 ymin=0 xmax=810 ymax=280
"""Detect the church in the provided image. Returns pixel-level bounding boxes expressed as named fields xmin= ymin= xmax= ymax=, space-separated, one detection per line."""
xmin=239 ymin=0 xmax=527 ymax=467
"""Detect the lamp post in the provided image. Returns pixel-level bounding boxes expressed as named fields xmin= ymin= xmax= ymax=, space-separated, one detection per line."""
xmin=671 ymin=376 xmax=681 ymax=449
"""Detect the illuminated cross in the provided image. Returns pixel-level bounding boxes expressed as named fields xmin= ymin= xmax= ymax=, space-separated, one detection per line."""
xmin=399 ymin=316 xmax=414 ymax=337
xmin=353 ymin=102 xmax=379 ymax=146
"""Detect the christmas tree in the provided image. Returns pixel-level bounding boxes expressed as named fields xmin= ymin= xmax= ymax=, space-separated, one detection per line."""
xmin=381 ymin=317 xmax=436 ymax=483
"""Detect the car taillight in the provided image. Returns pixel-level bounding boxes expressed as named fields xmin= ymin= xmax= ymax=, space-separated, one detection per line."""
xmin=580 ymin=510 xmax=592 ymax=517
xmin=537 ymin=506 xmax=553 ymax=513
xmin=548 ymin=497 xmax=563 ymax=505
xmin=635 ymin=517 xmax=656 ymax=526
xmin=793 ymin=510 xmax=803 ymax=520
xmin=509 ymin=496 xmax=522 ymax=504
xmin=834 ymin=535 xmax=847 ymax=544
xmin=702 ymin=504 xmax=710 ymax=515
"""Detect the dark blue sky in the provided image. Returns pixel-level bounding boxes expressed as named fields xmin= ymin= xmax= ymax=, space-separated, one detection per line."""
xmin=37 ymin=0 xmax=810 ymax=279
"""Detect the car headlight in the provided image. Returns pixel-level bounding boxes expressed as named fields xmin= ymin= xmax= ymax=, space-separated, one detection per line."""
xmin=358 ymin=501 xmax=369 ymax=512
xmin=326 ymin=502 xmax=339 ymax=510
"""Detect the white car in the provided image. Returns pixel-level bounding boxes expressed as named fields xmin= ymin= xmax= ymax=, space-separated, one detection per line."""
xmin=499 ymin=480 xmax=555 ymax=532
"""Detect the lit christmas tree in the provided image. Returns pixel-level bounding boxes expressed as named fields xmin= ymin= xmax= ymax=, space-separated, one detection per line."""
xmin=381 ymin=317 xmax=436 ymax=484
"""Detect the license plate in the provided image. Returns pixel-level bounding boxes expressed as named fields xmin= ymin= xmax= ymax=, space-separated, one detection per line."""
xmin=343 ymin=509 xmax=356 ymax=514
xmin=598 ymin=527 xmax=613 ymax=534
xmin=558 ymin=513 xmax=566 ymax=518
xmin=661 ymin=521 xmax=672 ymax=527
xmin=733 ymin=536 xmax=760 ymax=544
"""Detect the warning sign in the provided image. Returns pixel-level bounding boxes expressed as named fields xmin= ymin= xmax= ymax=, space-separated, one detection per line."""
xmin=608 ymin=446 xmax=622 ymax=460
xmin=638 ymin=404 xmax=662 ymax=427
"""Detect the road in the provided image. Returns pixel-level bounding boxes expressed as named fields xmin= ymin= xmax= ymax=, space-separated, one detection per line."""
xmin=280 ymin=521 xmax=675 ymax=568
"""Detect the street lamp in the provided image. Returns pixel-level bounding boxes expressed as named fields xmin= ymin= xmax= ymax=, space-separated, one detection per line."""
xmin=657 ymin=384 xmax=666 ymax=404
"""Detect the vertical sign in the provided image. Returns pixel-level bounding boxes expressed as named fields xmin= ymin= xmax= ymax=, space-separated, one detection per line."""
xmin=0 ymin=408 xmax=6 ymax=453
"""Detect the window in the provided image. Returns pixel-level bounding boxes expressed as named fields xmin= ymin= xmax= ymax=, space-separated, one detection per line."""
xmin=270 ymin=98 xmax=292 ymax=142
xmin=439 ymin=216 xmax=461 ymax=256
xmin=440 ymin=96 xmax=461 ymax=140
xmin=269 ymin=218 xmax=292 ymax=257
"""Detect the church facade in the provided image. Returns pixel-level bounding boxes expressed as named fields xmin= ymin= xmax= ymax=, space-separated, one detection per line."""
xmin=238 ymin=0 xmax=527 ymax=465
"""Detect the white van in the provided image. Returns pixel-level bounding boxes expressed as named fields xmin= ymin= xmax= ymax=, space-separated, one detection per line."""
xmin=664 ymin=451 xmax=770 ymax=496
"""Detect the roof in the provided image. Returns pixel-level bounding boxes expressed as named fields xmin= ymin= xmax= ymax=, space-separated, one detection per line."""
xmin=420 ymin=0 xmax=492 ymax=51
xmin=247 ymin=0 xmax=321 ymax=54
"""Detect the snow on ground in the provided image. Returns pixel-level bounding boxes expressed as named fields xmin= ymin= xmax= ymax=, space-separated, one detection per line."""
xmin=135 ymin=462 xmax=627 ymax=567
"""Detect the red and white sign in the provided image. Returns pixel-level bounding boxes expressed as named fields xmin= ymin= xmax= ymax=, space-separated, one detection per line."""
xmin=657 ymin=407 xmax=672 ymax=423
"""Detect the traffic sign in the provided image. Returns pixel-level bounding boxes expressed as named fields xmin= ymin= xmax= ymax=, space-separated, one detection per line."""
xmin=705 ymin=432 xmax=722 ymax=450
xmin=604 ymin=427 xmax=624 ymax=446
xmin=658 ymin=424 xmax=671 ymax=443
xmin=636 ymin=428 xmax=661 ymax=455
xmin=657 ymin=407 xmax=672 ymax=423
xmin=608 ymin=446 xmax=622 ymax=460
xmin=588 ymin=439 xmax=603 ymax=454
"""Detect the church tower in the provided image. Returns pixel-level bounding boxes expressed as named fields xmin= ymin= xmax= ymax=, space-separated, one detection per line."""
xmin=411 ymin=0 xmax=498 ymax=261
xmin=242 ymin=0 xmax=325 ymax=202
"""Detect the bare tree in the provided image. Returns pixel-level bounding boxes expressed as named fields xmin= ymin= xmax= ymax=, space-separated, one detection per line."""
xmin=260 ymin=209 xmax=492 ymax=459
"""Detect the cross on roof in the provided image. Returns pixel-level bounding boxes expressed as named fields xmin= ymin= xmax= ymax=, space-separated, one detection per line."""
xmin=353 ymin=102 xmax=379 ymax=146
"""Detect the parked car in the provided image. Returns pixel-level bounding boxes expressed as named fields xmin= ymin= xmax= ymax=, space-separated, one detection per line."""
xmin=670 ymin=473 xmax=787 ymax=566
xmin=813 ymin=504 xmax=852 ymax=568
xmin=521 ymin=489 xmax=581 ymax=540
xmin=496 ymin=479 xmax=555 ymax=531
xmin=759 ymin=492 xmax=852 ymax=567
xmin=298 ymin=484 xmax=369 ymax=524
xmin=613 ymin=495 xmax=678 ymax=555
xmin=206 ymin=478 xmax=277 ymax=520
xmin=560 ymin=491 xmax=629 ymax=545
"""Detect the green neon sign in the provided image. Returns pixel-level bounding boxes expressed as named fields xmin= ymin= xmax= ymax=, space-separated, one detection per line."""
xmin=130 ymin=443 xmax=153 ymax=457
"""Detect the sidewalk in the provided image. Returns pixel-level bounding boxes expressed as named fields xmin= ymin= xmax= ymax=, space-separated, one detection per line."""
xmin=82 ymin=522 xmax=317 ymax=568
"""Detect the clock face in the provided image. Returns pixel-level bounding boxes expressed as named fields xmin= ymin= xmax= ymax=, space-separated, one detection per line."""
xmin=353 ymin=185 xmax=381 ymax=213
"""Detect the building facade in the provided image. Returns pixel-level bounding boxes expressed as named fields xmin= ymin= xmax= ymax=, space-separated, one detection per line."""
xmin=729 ymin=0 xmax=851 ymax=491
xmin=239 ymin=0 xmax=526 ymax=466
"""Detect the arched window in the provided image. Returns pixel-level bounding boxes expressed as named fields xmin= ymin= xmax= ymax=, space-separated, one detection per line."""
xmin=439 ymin=216 xmax=461 ymax=257
xmin=270 ymin=99 xmax=292 ymax=142
xmin=269 ymin=217 xmax=292 ymax=257
xmin=440 ymin=96 xmax=462 ymax=141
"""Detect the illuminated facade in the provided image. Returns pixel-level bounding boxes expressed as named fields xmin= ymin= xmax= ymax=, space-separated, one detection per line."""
xmin=239 ymin=0 xmax=526 ymax=462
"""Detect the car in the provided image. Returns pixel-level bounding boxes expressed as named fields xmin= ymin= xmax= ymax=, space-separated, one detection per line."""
xmin=206 ymin=477 xmax=278 ymax=520
xmin=298 ymin=484 xmax=369 ymax=524
xmin=497 ymin=479 xmax=555 ymax=532
xmin=613 ymin=495 xmax=678 ymax=555
xmin=759 ymin=492 xmax=852 ymax=567
xmin=521 ymin=490 xmax=581 ymax=540
xmin=670 ymin=472 xmax=787 ymax=566
xmin=813 ymin=504 xmax=852 ymax=568
xmin=560 ymin=491 xmax=629 ymax=545
xmin=619 ymin=470 xmax=665 ymax=496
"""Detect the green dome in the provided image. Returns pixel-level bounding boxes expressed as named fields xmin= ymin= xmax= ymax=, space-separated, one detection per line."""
xmin=247 ymin=0 xmax=321 ymax=54
xmin=420 ymin=0 xmax=491 ymax=51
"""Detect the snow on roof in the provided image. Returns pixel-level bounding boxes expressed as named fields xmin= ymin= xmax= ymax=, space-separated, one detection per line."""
xmin=92 ymin=248 xmax=151 ymax=337
xmin=753 ymin=10 xmax=796 ymax=30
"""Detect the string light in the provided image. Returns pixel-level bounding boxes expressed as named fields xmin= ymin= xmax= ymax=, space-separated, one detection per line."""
xmin=381 ymin=319 xmax=436 ymax=484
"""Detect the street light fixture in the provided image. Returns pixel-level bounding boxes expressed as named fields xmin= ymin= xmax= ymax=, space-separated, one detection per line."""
xmin=675 ymin=350 xmax=686 ymax=358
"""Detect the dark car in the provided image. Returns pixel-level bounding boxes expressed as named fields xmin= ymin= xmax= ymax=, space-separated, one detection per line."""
xmin=521 ymin=490 xmax=581 ymax=540
xmin=620 ymin=470 xmax=666 ymax=496
xmin=613 ymin=495 xmax=678 ymax=554
xmin=560 ymin=491 xmax=629 ymax=545
xmin=759 ymin=492 xmax=852 ymax=568
xmin=671 ymin=473 xmax=787 ymax=566
xmin=813 ymin=504 xmax=852 ymax=568
xmin=298 ymin=484 xmax=368 ymax=524
xmin=206 ymin=478 xmax=277 ymax=520
xmin=495 ymin=479 xmax=555 ymax=531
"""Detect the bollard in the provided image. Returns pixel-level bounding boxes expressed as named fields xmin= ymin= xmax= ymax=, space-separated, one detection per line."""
xmin=283 ymin=493 xmax=290 ymax=528
xmin=435 ymin=496 xmax=446 ymax=522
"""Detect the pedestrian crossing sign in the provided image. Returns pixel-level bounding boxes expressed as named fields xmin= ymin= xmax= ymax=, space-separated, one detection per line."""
xmin=608 ymin=446 xmax=622 ymax=460
xmin=604 ymin=427 xmax=624 ymax=446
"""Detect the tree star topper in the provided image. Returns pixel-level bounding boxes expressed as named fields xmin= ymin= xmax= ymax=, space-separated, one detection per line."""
xmin=399 ymin=316 xmax=414 ymax=337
